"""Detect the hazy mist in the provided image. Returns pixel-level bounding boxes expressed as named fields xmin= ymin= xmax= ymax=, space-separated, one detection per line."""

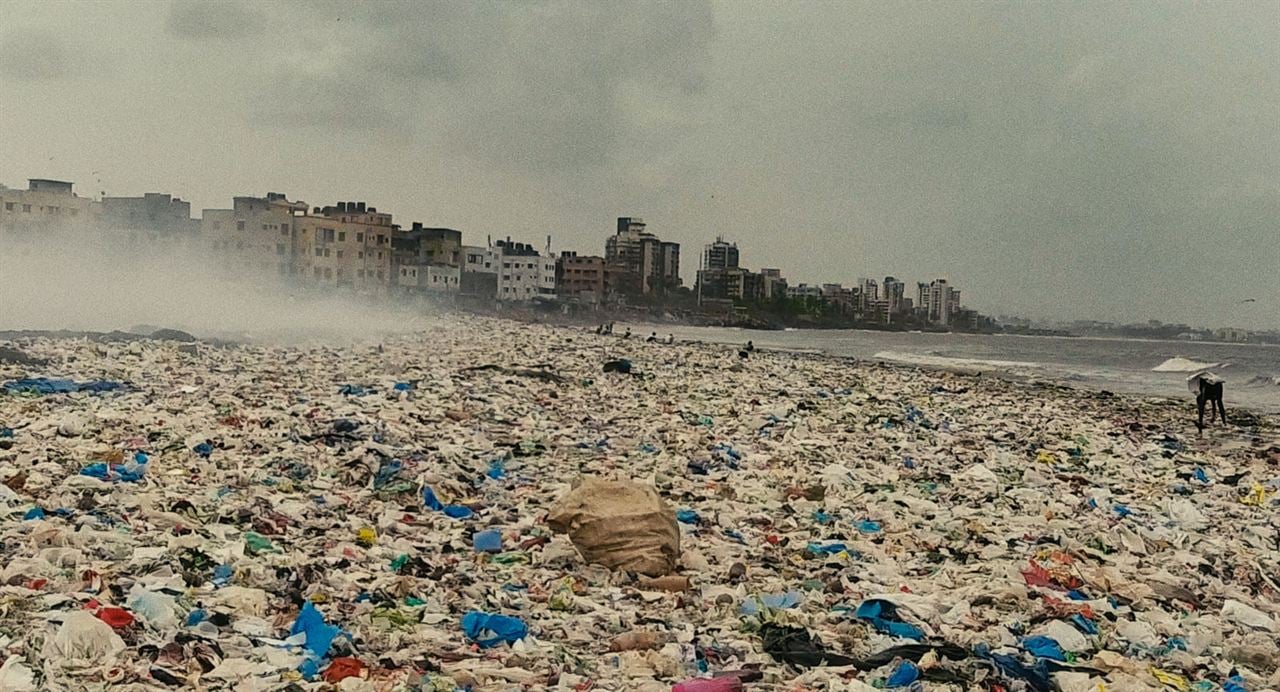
xmin=0 ymin=230 xmax=432 ymax=340
xmin=1 ymin=1 xmax=1277 ymax=328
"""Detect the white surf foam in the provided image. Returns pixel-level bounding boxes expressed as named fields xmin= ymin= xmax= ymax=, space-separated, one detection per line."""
xmin=873 ymin=351 xmax=1044 ymax=370
xmin=1152 ymin=357 xmax=1221 ymax=372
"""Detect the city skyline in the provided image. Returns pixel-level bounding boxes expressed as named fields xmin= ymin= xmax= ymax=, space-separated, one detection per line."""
xmin=1 ymin=2 xmax=1277 ymax=328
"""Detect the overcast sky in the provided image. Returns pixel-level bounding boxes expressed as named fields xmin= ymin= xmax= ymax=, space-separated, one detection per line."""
xmin=1 ymin=1 xmax=1276 ymax=328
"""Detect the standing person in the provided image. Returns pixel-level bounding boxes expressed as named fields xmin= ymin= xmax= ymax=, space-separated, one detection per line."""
xmin=666 ymin=334 xmax=675 ymax=344
xmin=1187 ymin=371 xmax=1226 ymax=431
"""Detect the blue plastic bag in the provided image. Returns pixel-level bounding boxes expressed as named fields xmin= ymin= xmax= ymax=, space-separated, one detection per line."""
xmin=676 ymin=509 xmax=700 ymax=525
xmin=473 ymin=530 xmax=503 ymax=553
xmin=854 ymin=599 xmax=925 ymax=640
xmin=423 ymin=486 xmax=473 ymax=519
xmin=740 ymin=591 xmax=802 ymax=615
xmin=1022 ymin=635 xmax=1067 ymax=661
xmin=461 ymin=611 xmax=528 ymax=648
xmin=291 ymin=601 xmax=342 ymax=659
xmin=886 ymin=660 xmax=920 ymax=687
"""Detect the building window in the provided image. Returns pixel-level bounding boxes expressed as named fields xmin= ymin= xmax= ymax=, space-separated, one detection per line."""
xmin=338 ymin=231 xmax=345 ymax=242
xmin=324 ymin=248 xmax=331 ymax=257
xmin=503 ymin=262 xmax=510 ymax=269
xmin=281 ymin=227 xmax=288 ymax=236
xmin=315 ymin=248 xmax=322 ymax=257
xmin=276 ymin=244 xmax=285 ymax=255
xmin=22 ymin=204 xmax=31 ymax=213
xmin=376 ymin=270 xmax=384 ymax=280
xmin=377 ymin=252 xmax=382 ymax=259
xmin=3 ymin=203 xmax=12 ymax=211
xmin=262 ymin=224 xmax=269 ymax=230
xmin=336 ymin=250 xmax=343 ymax=259
xmin=358 ymin=251 xmax=363 ymax=259
xmin=356 ymin=233 xmax=363 ymax=243
xmin=237 ymin=221 xmax=245 ymax=230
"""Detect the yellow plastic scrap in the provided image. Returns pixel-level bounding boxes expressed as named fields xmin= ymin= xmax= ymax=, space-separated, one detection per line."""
xmin=1149 ymin=666 xmax=1189 ymax=692
xmin=1240 ymin=482 xmax=1270 ymax=506
xmin=357 ymin=526 xmax=378 ymax=546
xmin=1035 ymin=450 xmax=1056 ymax=464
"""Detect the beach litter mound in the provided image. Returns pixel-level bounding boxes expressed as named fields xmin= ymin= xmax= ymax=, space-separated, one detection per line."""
xmin=0 ymin=318 xmax=1277 ymax=690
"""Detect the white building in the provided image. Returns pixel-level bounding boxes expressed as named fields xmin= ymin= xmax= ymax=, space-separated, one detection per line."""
xmin=920 ymin=278 xmax=961 ymax=325
xmin=396 ymin=263 xmax=460 ymax=292
xmin=495 ymin=239 xmax=556 ymax=301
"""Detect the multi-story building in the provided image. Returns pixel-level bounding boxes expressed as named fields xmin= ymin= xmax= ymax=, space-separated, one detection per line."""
xmin=696 ymin=236 xmax=746 ymax=301
xmin=703 ymin=236 xmax=739 ymax=270
xmin=461 ymin=245 xmax=499 ymax=298
xmin=290 ymin=201 xmax=393 ymax=290
xmin=392 ymin=224 xmax=462 ymax=294
xmin=605 ymin=217 xmax=681 ymax=295
xmin=0 ymin=179 xmax=100 ymax=235
xmin=856 ymin=278 xmax=879 ymax=312
xmin=918 ymin=278 xmax=961 ymax=325
xmin=786 ymin=283 xmax=822 ymax=301
xmin=556 ymin=252 xmax=606 ymax=304
xmin=495 ymin=239 xmax=556 ymax=301
xmin=882 ymin=276 xmax=906 ymax=314
xmin=101 ymin=193 xmax=198 ymax=240
xmin=202 ymin=192 xmax=306 ymax=278
xmin=697 ymin=266 xmax=760 ymax=302
xmin=821 ymin=283 xmax=859 ymax=313
xmin=759 ymin=268 xmax=787 ymax=301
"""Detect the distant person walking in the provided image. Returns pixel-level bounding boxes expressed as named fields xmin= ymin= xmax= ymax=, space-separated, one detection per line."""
xmin=1188 ymin=371 xmax=1226 ymax=431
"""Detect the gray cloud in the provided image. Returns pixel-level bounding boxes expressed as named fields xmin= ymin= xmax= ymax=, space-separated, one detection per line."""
xmin=0 ymin=0 xmax=1276 ymax=328
xmin=0 ymin=30 xmax=70 ymax=80
xmin=245 ymin=2 xmax=716 ymax=171
xmin=166 ymin=1 xmax=265 ymax=40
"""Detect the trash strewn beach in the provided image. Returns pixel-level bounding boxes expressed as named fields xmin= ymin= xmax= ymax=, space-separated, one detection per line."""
xmin=1 ymin=316 xmax=1277 ymax=690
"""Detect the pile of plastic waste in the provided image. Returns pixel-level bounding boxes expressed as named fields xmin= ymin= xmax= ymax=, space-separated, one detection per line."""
xmin=0 ymin=317 xmax=1277 ymax=690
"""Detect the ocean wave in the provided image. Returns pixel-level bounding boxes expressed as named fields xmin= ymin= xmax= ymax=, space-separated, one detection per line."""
xmin=1152 ymin=357 xmax=1222 ymax=372
xmin=1243 ymin=374 xmax=1280 ymax=387
xmin=873 ymin=351 xmax=1044 ymax=370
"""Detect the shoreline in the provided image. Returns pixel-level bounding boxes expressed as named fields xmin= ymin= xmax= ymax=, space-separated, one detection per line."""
xmin=603 ymin=319 xmax=1280 ymax=418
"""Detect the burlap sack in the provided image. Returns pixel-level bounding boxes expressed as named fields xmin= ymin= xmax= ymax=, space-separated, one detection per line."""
xmin=546 ymin=477 xmax=681 ymax=577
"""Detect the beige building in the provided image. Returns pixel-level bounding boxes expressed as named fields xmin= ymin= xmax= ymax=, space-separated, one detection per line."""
xmin=201 ymin=196 xmax=393 ymax=290
xmin=0 ymin=179 xmax=100 ymax=235
xmin=202 ymin=193 xmax=305 ymax=278
xmin=293 ymin=201 xmax=393 ymax=290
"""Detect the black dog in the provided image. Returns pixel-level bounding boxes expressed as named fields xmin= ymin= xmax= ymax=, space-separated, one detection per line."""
xmin=1194 ymin=375 xmax=1226 ymax=431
